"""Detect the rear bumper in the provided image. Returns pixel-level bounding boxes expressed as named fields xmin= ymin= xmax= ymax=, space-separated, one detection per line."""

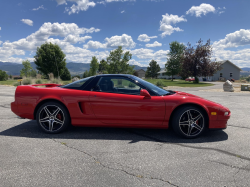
xmin=11 ymin=101 xmax=19 ymax=116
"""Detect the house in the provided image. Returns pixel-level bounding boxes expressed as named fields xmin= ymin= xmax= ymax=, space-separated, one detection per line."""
xmin=209 ymin=60 xmax=241 ymax=81
xmin=135 ymin=69 xmax=146 ymax=78
xmin=157 ymin=60 xmax=241 ymax=81
xmin=157 ymin=69 xmax=182 ymax=79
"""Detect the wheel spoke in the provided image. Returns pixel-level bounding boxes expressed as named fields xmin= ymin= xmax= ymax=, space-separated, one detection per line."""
xmin=193 ymin=123 xmax=202 ymax=131
xmin=54 ymin=118 xmax=63 ymax=125
xmin=40 ymin=117 xmax=50 ymax=123
xmin=49 ymin=121 xmax=54 ymax=131
xmin=52 ymin=107 xmax=61 ymax=116
xmin=193 ymin=114 xmax=202 ymax=122
xmin=187 ymin=110 xmax=192 ymax=121
xmin=187 ymin=125 xmax=193 ymax=135
xmin=44 ymin=106 xmax=52 ymax=117
xmin=180 ymin=121 xmax=189 ymax=125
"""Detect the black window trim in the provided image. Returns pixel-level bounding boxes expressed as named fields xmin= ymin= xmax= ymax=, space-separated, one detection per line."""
xmin=89 ymin=75 xmax=158 ymax=96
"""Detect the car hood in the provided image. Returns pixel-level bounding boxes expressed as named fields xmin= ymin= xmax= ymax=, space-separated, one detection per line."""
xmin=171 ymin=91 xmax=230 ymax=112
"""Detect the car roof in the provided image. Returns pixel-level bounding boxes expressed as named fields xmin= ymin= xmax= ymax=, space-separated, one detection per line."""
xmin=95 ymin=74 xmax=135 ymax=78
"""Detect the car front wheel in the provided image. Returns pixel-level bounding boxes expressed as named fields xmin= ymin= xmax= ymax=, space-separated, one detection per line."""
xmin=172 ymin=106 xmax=207 ymax=138
xmin=36 ymin=101 xmax=70 ymax=134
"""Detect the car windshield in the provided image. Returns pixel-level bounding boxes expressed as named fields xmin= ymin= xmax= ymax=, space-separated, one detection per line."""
xmin=132 ymin=76 xmax=171 ymax=96
xmin=62 ymin=77 xmax=93 ymax=88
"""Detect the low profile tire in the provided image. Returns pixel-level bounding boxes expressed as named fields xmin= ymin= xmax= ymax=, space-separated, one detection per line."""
xmin=172 ymin=106 xmax=207 ymax=139
xmin=36 ymin=101 xmax=70 ymax=134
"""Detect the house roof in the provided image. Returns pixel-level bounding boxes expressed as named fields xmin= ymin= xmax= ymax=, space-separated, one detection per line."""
xmin=219 ymin=60 xmax=242 ymax=71
xmin=135 ymin=69 xmax=146 ymax=72
xmin=157 ymin=69 xmax=166 ymax=74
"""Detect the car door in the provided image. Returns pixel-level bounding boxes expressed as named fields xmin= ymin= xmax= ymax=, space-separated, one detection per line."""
xmin=89 ymin=76 xmax=165 ymax=126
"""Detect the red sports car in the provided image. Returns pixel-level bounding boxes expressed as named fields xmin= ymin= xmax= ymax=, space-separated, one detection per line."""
xmin=185 ymin=77 xmax=195 ymax=82
xmin=11 ymin=74 xmax=230 ymax=138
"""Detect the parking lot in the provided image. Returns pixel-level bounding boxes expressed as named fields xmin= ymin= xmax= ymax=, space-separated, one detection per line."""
xmin=0 ymin=84 xmax=250 ymax=187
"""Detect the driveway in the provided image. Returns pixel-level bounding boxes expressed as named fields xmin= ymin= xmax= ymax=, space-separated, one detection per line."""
xmin=0 ymin=85 xmax=250 ymax=187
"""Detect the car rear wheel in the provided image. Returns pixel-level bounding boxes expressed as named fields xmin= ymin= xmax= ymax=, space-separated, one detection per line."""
xmin=172 ymin=106 xmax=207 ymax=138
xmin=36 ymin=101 xmax=70 ymax=134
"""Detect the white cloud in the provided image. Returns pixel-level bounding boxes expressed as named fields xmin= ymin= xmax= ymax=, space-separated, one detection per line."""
xmin=21 ymin=19 xmax=33 ymax=26
xmin=33 ymin=5 xmax=45 ymax=11
xmin=64 ymin=35 xmax=92 ymax=44
xmin=0 ymin=22 xmax=100 ymax=63
xmin=212 ymin=29 xmax=250 ymax=67
xmin=55 ymin=0 xmax=67 ymax=5
xmin=213 ymin=29 xmax=250 ymax=49
xmin=0 ymin=27 xmax=1 ymax=30
xmin=84 ymin=34 xmax=136 ymax=49
xmin=128 ymin=59 xmax=147 ymax=67
xmin=159 ymin=14 xmax=187 ymax=37
xmin=65 ymin=0 xmax=96 ymax=15
xmin=131 ymin=48 xmax=168 ymax=63
xmin=105 ymin=0 xmax=135 ymax=2
xmin=186 ymin=3 xmax=216 ymax=17
xmin=0 ymin=41 xmax=2 ymax=45
xmin=84 ymin=41 xmax=106 ymax=49
xmin=121 ymin=10 xmax=125 ymax=13
xmin=137 ymin=34 xmax=157 ymax=42
xmin=105 ymin=34 xmax=136 ymax=48
xmin=146 ymin=41 xmax=162 ymax=47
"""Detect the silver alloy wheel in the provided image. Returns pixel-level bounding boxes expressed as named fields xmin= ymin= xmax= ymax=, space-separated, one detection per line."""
xmin=39 ymin=105 xmax=65 ymax=132
xmin=179 ymin=109 xmax=204 ymax=137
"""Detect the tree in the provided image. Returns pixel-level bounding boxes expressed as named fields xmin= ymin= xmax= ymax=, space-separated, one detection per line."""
xmin=30 ymin=69 xmax=37 ymax=78
xmin=34 ymin=42 xmax=67 ymax=78
xmin=165 ymin=41 xmax=185 ymax=81
xmin=106 ymin=46 xmax=134 ymax=74
xmin=146 ymin=60 xmax=161 ymax=78
xmin=98 ymin=59 xmax=108 ymax=74
xmin=20 ymin=60 xmax=33 ymax=77
xmin=60 ymin=68 xmax=71 ymax=81
xmin=83 ymin=70 xmax=90 ymax=78
xmin=180 ymin=39 xmax=222 ymax=83
xmin=89 ymin=56 xmax=99 ymax=76
xmin=0 ymin=70 xmax=8 ymax=81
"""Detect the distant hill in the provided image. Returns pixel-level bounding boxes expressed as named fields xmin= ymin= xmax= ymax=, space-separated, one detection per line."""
xmin=0 ymin=61 xmax=148 ymax=76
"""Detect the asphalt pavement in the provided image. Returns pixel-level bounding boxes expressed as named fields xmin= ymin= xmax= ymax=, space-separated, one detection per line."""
xmin=0 ymin=84 xmax=250 ymax=187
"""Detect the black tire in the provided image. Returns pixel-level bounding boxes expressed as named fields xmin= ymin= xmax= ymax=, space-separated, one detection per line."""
xmin=172 ymin=106 xmax=207 ymax=139
xmin=36 ymin=101 xmax=70 ymax=134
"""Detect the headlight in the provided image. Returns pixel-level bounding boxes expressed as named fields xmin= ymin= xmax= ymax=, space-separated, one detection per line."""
xmin=224 ymin=112 xmax=229 ymax=116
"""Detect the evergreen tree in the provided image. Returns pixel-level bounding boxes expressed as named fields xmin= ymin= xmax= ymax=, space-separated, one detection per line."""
xmin=34 ymin=42 xmax=67 ymax=78
xmin=146 ymin=60 xmax=161 ymax=78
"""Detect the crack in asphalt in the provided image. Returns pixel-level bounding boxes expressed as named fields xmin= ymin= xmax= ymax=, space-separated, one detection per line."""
xmin=209 ymin=160 xmax=250 ymax=172
xmin=0 ymin=104 xmax=10 ymax=109
xmin=125 ymin=130 xmax=250 ymax=162
xmin=228 ymin=124 xmax=250 ymax=130
xmin=51 ymin=138 xmax=179 ymax=187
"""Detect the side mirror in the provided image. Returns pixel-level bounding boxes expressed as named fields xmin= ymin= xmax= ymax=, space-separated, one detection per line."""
xmin=140 ymin=89 xmax=151 ymax=99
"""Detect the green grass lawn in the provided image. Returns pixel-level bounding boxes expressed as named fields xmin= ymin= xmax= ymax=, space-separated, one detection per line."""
xmin=145 ymin=79 xmax=214 ymax=87
xmin=0 ymin=79 xmax=72 ymax=86
xmin=0 ymin=80 xmax=19 ymax=86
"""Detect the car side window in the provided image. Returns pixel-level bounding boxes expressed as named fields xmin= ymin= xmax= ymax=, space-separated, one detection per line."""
xmin=94 ymin=77 xmax=142 ymax=95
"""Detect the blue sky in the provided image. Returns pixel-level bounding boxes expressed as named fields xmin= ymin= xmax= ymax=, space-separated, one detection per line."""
xmin=0 ymin=0 xmax=250 ymax=67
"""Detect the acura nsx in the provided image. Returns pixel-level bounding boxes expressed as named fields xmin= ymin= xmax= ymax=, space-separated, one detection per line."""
xmin=11 ymin=74 xmax=230 ymax=138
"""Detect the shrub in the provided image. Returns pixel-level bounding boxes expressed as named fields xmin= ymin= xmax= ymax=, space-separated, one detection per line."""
xmin=50 ymin=79 xmax=61 ymax=84
xmin=128 ymin=83 xmax=136 ymax=88
xmin=22 ymin=78 xmax=32 ymax=85
xmin=194 ymin=77 xmax=199 ymax=83
xmin=61 ymin=68 xmax=71 ymax=81
xmin=35 ymin=79 xmax=42 ymax=84
xmin=156 ymin=80 xmax=165 ymax=87
xmin=0 ymin=70 xmax=8 ymax=81
xmin=13 ymin=82 xmax=20 ymax=87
